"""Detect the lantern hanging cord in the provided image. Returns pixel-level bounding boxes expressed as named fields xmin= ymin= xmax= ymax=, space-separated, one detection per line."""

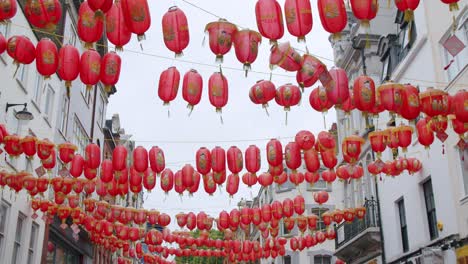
xmin=7 ymin=22 xmax=468 ymax=88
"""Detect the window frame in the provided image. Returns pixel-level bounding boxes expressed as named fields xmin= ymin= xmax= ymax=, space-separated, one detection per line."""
xmin=0 ymin=201 xmax=10 ymax=258
xmin=59 ymin=93 xmax=70 ymax=135
xmin=72 ymin=116 xmax=89 ymax=155
xmin=459 ymin=148 xmax=468 ymax=198
xmin=81 ymin=84 xmax=92 ymax=105
xmin=32 ymin=74 xmax=43 ymax=109
xmin=311 ymin=208 xmax=329 ymax=232
xmin=12 ymin=213 xmax=26 ymax=264
xmin=423 ymin=179 xmax=439 ymax=240
xmin=314 ymin=255 xmax=332 ymax=264
xmin=27 ymin=222 xmax=39 ymax=264
xmin=283 ymin=255 xmax=291 ymax=264
xmin=44 ymin=84 xmax=56 ymax=122
xmin=397 ymin=198 xmax=409 ymax=252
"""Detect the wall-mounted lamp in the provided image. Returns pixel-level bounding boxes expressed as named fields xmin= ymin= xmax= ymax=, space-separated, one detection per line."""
xmin=5 ymin=103 xmax=34 ymax=121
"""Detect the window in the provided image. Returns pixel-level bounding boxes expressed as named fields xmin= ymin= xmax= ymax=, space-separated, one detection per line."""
xmin=308 ymin=177 xmax=329 ymax=192
xmin=59 ymin=94 xmax=69 ymax=134
xmin=460 ymin=148 xmax=468 ymax=196
xmin=97 ymin=94 xmax=105 ymax=127
xmin=72 ymin=116 xmax=89 ymax=155
xmin=423 ymin=179 xmax=438 ymax=240
xmin=0 ymin=202 xmax=9 ymax=257
xmin=314 ymin=255 xmax=332 ymax=264
xmin=282 ymin=219 xmax=291 ymax=236
xmin=283 ymin=255 xmax=291 ymax=264
xmin=81 ymin=84 xmax=92 ymax=104
xmin=27 ymin=222 xmax=39 ymax=264
xmin=12 ymin=213 xmax=26 ymax=264
xmin=44 ymin=84 xmax=55 ymax=120
xmin=396 ymin=13 xmax=417 ymax=62
xmin=33 ymin=74 xmax=42 ymax=106
xmin=397 ymin=199 xmax=409 ymax=252
xmin=311 ymin=208 xmax=329 ymax=231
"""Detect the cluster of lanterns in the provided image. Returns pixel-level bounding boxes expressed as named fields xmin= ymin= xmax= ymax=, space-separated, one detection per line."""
xmin=0 ymin=35 xmax=121 ymax=95
xmin=367 ymin=157 xmax=422 ymax=177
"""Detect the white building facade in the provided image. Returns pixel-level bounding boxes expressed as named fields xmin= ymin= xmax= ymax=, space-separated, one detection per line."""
xmin=0 ymin=0 xmax=111 ymax=263
xmin=331 ymin=1 xmax=468 ymax=263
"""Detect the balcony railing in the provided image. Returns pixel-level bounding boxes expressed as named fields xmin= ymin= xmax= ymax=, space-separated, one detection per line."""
xmin=335 ymin=198 xmax=379 ymax=249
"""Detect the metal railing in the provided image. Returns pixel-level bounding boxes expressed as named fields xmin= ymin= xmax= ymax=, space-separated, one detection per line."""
xmin=335 ymin=197 xmax=380 ymax=249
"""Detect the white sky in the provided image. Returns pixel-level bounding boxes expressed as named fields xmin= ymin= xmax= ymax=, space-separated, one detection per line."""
xmin=107 ymin=0 xmax=335 ymax=231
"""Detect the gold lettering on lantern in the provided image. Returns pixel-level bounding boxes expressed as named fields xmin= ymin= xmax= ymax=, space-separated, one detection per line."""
xmin=300 ymin=8 xmax=312 ymax=14
xmin=0 ymin=0 xmax=12 ymax=13
xmin=107 ymin=20 xmax=116 ymax=33
xmin=42 ymin=50 xmax=55 ymax=64
xmin=157 ymin=152 xmax=164 ymax=166
xmin=211 ymin=84 xmax=222 ymax=97
xmin=130 ymin=5 xmax=146 ymax=22
xmin=82 ymin=11 xmax=97 ymax=28
xmin=284 ymin=87 xmax=292 ymax=100
xmin=188 ymin=82 xmax=199 ymax=95
xmin=90 ymin=61 xmax=100 ymax=74
xmin=362 ymin=81 xmax=372 ymax=102
xmin=163 ymin=26 xmax=175 ymax=41
xmin=7 ymin=37 xmax=16 ymax=53
xmin=324 ymin=3 xmax=339 ymax=19
xmin=236 ymin=152 xmax=243 ymax=168
xmin=255 ymin=86 xmax=264 ymax=99
xmin=409 ymin=94 xmax=419 ymax=107
xmin=105 ymin=60 xmax=117 ymax=75
xmin=464 ymin=100 xmax=468 ymax=111
xmin=285 ymin=8 xmax=296 ymax=24
xmin=199 ymin=153 xmax=207 ymax=169
xmin=268 ymin=145 xmax=276 ymax=162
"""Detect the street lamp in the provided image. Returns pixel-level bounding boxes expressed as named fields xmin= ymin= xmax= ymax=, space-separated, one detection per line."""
xmin=5 ymin=103 xmax=34 ymax=120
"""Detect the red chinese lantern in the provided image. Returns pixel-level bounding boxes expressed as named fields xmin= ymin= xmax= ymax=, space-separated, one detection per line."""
xmin=80 ymin=49 xmax=101 ymax=90
xmin=0 ymin=34 xmax=5 ymax=54
xmin=112 ymin=145 xmax=127 ymax=172
xmin=245 ymin=145 xmax=261 ymax=177
xmin=304 ymin=148 xmax=320 ymax=172
xmin=36 ymin=139 xmax=54 ymax=160
xmin=0 ymin=0 xmax=16 ymax=22
xmin=355 ymin=206 xmax=366 ymax=219
xmin=282 ymin=198 xmax=294 ymax=218
xmin=227 ymin=146 xmax=243 ymax=176
xmin=255 ymin=0 xmax=284 ymax=44
xmin=400 ymin=84 xmax=420 ymax=121
xmin=321 ymin=148 xmax=337 ymax=169
xmin=158 ymin=213 xmax=171 ymax=227
xmin=121 ymin=0 xmax=151 ymax=41
xmin=453 ymin=90 xmax=468 ymax=123
xmin=328 ymin=67 xmax=350 ymax=107
xmin=353 ymin=75 xmax=376 ymax=114
xmin=85 ymin=143 xmax=101 ymax=172
xmin=416 ymin=118 xmax=434 ymax=149
xmin=440 ymin=0 xmax=460 ymax=12
xmin=316 ymin=131 xmax=336 ymax=151
xmin=160 ymin=169 xmax=174 ymax=193
xmin=195 ymin=147 xmax=211 ymax=176
xmin=203 ymin=173 xmax=217 ymax=195
xmin=313 ymin=191 xmax=329 ymax=204
xmin=285 ymin=142 xmax=301 ymax=172
xmin=348 ymin=164 xmax=364 ymax=179
xmin=226 ymin=174 xmax=240 ymax=197
xmin=377 ymin=81 xmax=404 ymax=115
xmin=333 ymin=209 xmax=344 ymax=223
xmin=20 ymin=136 xmax=36 ymax=158
xmin=100 ymin=52 xmax=121 ymax=92
xmin=342 ymin=135 xmax=365 ymax=164
xmin=309 ymin=86 xmax=334 ymax=113
xmin=343 ymin=208 xmax=355 ymax=222
xmin=35 ymin=38 xmax=58 ymax=79
xmin=158 ymin=66 xmax=180 ymax=106
xmin=25 ymin=0 xmax=62 ymax=31
xmin=106 ymin=1 xmax=131 ymax=50
xmin=182 ymin=69 xmax=203 ymax=114
xmin=143 ymin=170 xmax=156 ymax=192
xmin=133 ymin=146 xmax=148 ymax=175
xmin=266 ymin=139 xmax=283 ymax=167
xmin=57 ymin=44 xmax=80 ymax=96
xmin=284 ymin=0 xmax=313 ymax=42
xmin=419 ymin=87 xmax=450 ymax=118
xmin=7 ymin=35 xmax=36 ymax=65
xmin=369 ymin=130 xmax=388 ymax=158
xmin=350 ymin=0 xmax=378 ymax=27
xmin=58 ymin=142 xmax=76 ymax=164
xmin=218 ymin=211 xmax=230 ymax=230
xmin=233 ymin=30 xmax=262 ymax=76
xmin=406 ymin=157 xmax=422 ymax=174
xmin=211 ymin=146 xmax=226 ymax=180
xmin=258 ymin=173 xmax=273 ymax=187
xmin=77 ymin=1 xmax=104 ymax=48
xmin=341 ymin=91 xmax=355 ymax=114
xmin=321 ymin=169 xmax=336 ymax=183
xmin=230 ymin=209 xmax=241 ymax=228
xmin=295 ymin=130 xmax=315 ymax=151
xmin=275 ymin=84 xmax=302 ymax=120
xmin=336 ymin=165 xmax=350 ymax=181
xmin=317 ymin=0 xmax=347 ymax=39
xmin=249 ymin=80 xmax=276 ymax=115
xmin=204 ymin=19 xmax=238 ymax=62
xmin=296 ymin=54 xmax=327 ymax=89
xmin=162 ymin=6 xmax=189 ymax=57
xmin=147 ymin=146 xmax=164 ymax=176
xmin=294 ymin=195 xmax=305 ymax=215
xmin=398 ymin=125 xmax=413 ymax=152
xmin=100 ymin=159 xmax=113 ymax=183
xmin=208 ymin=72 xmax=229 ymax=115
xmin=289 ymin=172 xmax=305 ymax=186
xmin=181 ymin=164 xmax=195 ymax=189
xmin=269 ymin=42 xmax=302 ymax=71
xmin=42 ymin=149 xmax=56 ymax=171
xmin=305 ymin=171 xmax=320 ymax=186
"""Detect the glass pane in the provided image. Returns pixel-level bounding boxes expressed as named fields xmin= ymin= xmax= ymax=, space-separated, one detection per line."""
xmin=0 ymin=204 xmax=7 ymax=233
xmin=15 ymin=216 xmax=23 ymax=242
xmin=27 ymin=250 xmax=33 ymax=264
xmin=30 ymin=223 xmax=38 ymax=249
xmin=12 ymin=243 xmax=19 ymax=263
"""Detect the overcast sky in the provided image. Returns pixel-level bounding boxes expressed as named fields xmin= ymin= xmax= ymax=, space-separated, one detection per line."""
xmin=107 ymin=0 xmax=335 ymax=231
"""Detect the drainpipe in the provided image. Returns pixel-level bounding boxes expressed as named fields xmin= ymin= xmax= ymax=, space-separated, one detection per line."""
xmin=371 ymin=150 xmax=387 ymax=263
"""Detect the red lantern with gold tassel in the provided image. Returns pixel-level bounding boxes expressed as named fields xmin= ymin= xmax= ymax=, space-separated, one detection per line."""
xmin=80 ymin=49 xmax=101 ymax=91
xmin=205 ymin=19 xmax=237 ymax=63
xmin=416 ymin=118 xmax=434 ymax=149
xmin=57 ymin=44 xmax=80 ymax=96
xmin=160 ymin=168 xmax=174 ymax=194
xmin=85 ymin=143 xmax=101 ymax=172
xmin=328 ymin=67 xmax=349 ymax=107
xmin=284 ymin=0 xmax=313 ymax=42
xmin=400 ymin=84 xmax=420 ymax=121
xmin=121 ymin=0 xmax=151 ymax=41
xmin=419 ymin=87 xmax=449 ymax=118
xmin=42 ymin=149 xmax=56 ymax=171
xmin=25 ymin=0 xmax=62 ymax=31
xmin=316 ymin=131 xmax=336 ymax=152
xmin=269 ymin=42 xmax=303 ymax=72
xmin=296 ymin=54 xmax=327 ymax=90
xmin=211 ymin=146 xmax=226 ymax=185
xmin=20 ymin=136 xmax=36 ymax=158
xmin=342 ymin=135 xmax=365 ymax=164
xmin=7 ymin=35 xmax=36 ymax=65
xmin=258 ymin=172 xmax=273 ymax=187
xmin=0 ymin=0 xmax=17 ymax=23
xmin=255 ymin=0 xmax=284 ymax=44
xmin=440 ymin=0 xmax=460 ymax=12
xmin=227 ymin=146 xmax=243 ymax=176
xmin=353 ymin=75 xmax=376 ymax=115
xmin=276 ymin=83 xmax=301 ymax=123
xmin=208 ymin=72 xmax=229 ymax=117
xmin=369 ymin=130 xmax=388 ymax=158
xmin=321 ymin=169 xmax=336 ymax=183
xmin=158 ymin=66 xmax=180 ymax=106
xmin=181 ymin=164 xmax=195 ymax=189
xmin=58 ymin=142 xmax=76 ymax=164
xmin=37 ymin=139 xmax=54 ymax=160
xmin=106 ymin=1 xmax=131 ymax=51
xmin=245 ymin=145 xmax=261 ymax=177
xmin=395 ymin=0 xmax=420 ymax=22
xmin=317 ymin=0 xmax=347 ymax=40
xmin=36 ymin=38 xmax=58 ymax=79
xmin=294 ymin=195 xmax=305 ymax=215
xmin=78 ymin=1 xmax=104 ymax=48
xmin=295 ymin=130 xmax=315 ymax=150
xmin=266 ymin=139 xmax=283 ymax=168
xmin=226 ymin=173 xmax=240 ymax=197
xmin=162 ymin=6 xmax=189 ymax=57
xmin=304 ymin=148 xmax=320 ymax=172
xmin=233 ymin=29 xmax=262 ymax=75
xmin=453 ymin=90 xmax=468 ymax=123
xmin=196 ymin=147 xmax=211 ymax=176
xmin=100 ymin=52 xmax=121 ymax=92
xmin=88 ymin=0 xmax=112 ymax=16
xmin=377 ymin=81 xmax=404 ymax=115
xmin=406 ymin=157 xmax=422 ymax=174
xmin=321 ymin=148 xmax=337 ymax=170
xmin=100 ymin=159 xmax=113 ymax=183
xmin=285 ymin=142 xmax=301 ymax=173
xmin=203 ymin=173 xmax=217 ymax=195
xmin=309 ymin=86 xmax=334 ymax=113
xmin=350 ymin=0 xmax=379 ymax=28
xmin=249 ymin=80 xmax=276 ymax=115
xmin=148 ymin=146 xmax=165 ymax=175
xmin=112 ymin=145 xmax=127 ymax=172
xmin=182 ymin=69 xmax=203 ymax=114
xmin=313 ymin=191 xmax=329 ymax=205
xmin=398 ymin=125 xmax=413 ymax=152
xmin=143 ymin=170 xmax=156 ymax=192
